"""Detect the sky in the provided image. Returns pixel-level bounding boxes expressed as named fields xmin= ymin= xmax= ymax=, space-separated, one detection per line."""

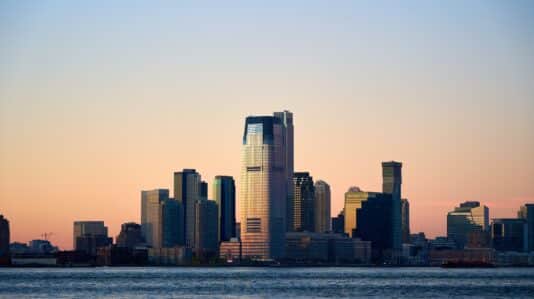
xmin=1 ymin=1 xmax=533 ymax=250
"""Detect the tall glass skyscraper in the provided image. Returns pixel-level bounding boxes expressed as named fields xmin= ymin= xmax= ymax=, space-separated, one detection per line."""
xmin=273 ymin=111 xmax=294 ymax=232
xmin=174 ymin=169 xmax=201 ymax=247
xmin=382 ymin=161 xmax=403 ymax=250
xmin=141 ymin=189 xmax=169 ymax=248
xmin=314 ymin=180 xmax=331 ymax=233
xmin=213 ymin=175 xmax=236 ymax=242
xmin=291 ymin=172 xmax=315 ymax=232
xmin=240 ymin=112 xmax=292 ymax=260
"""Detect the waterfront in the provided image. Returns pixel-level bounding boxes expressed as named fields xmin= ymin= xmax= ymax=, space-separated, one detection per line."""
xmin=1 ymin=267 xmax=534 ymax=298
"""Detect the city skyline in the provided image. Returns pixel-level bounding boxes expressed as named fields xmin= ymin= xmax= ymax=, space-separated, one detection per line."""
xmin=1 ymin=1 xmax=534 ymax=250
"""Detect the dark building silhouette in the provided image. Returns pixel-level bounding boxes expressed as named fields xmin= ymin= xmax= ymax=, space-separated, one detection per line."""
xmin=382 ymin=161 xmax=402 ymax=250
xmin=401 ymin=198 xmax=410 ymax=243
xmin=74 ymin=221 xmax=112 ymax=255
xmin=194 ymin=200 xmax=219 ymax=259
xmin=116 ymin=222 xmax=145 ymax=249
xmin=518 ymin=204 xmax=534 ymax=251
xmin=290 ymin=172 xmax=315 ymax=232
xmin=214 ymin=176 xmax=236 ymax=242
xmin=332 ymin=210 xmax=345 ymax=234
xmin=0 ymin=215 xmax=9 ymax=265
xmin=492 ymin=218 xmax=528 ymax=252
xmin=174 ymin=169 xmax=202 ymax=247
xmin=200 ymin=181 xmax=208 ymax=200
xmin=354 ymin=193 xmax=394 ymax=261
xmin=162 ymin=198 xmax=182 ymax=247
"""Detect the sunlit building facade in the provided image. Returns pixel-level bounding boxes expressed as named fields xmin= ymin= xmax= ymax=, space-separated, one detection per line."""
xmin=314 ymin=180 xmax=331 ymax=233
xmin=382 ymin=161 xmax=403 ymax=250
xmin=174 ymin=169 xmax=201 ymax=247
xmin=447 ymin=201 xmax=489 ymax=249
xmin=240 ymin=113 xmax=291 ymax=260
xmin=344 ymin=187 xmax=367 ymax=237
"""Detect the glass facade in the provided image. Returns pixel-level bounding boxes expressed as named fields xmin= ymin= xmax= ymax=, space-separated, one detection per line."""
xmin=174 ymin=169 xmax=201 ymax=247
xmin=447 ymin=201 xmax=489 ymax=249
xmin=240 ymin=113 xmax=291 ymax=260
xmin=213 ymin=175 xmax=236 ymax=242
xmin=291 ymin=172 xmax=315 ymax=232
xmin=382 ymin=161 xmax=402 ymax=250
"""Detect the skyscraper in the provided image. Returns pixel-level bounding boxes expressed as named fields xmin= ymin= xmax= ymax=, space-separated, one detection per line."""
xmin=518 ymin=204 xmax=534 ymax=251
xmin=382 ymin=161 xmax=403 ymax=250
xmin=314 ymin=180 xmax=331 ymax=233
xmin=194 ymin=200 xmax=219 ymax=258
xmin=200 ymin=181 xmax=208 ymax=201
xmin=447 ymin=201 xmax=489 ymax=249
xmin=0 ymin=215 xmax=9 ymax=265
xmin=141 ymin=189 xmax=168 ymax=248
xmin=240 ymin=113 xmax=290 ymax=260
xmin=214 ymin=175 xmax=236 ymax=242
xmin=174 ymin=169 xmax=202 ymax=247
xmin=344 ymin=186 xmax=366 ymax=237
xmin=291 ymin=172 xmax=315 ymax=232
xmin=401 ymin=198 xmax=410 ymax=244
xmin=273 ymin=111 xmax=294 ymax=232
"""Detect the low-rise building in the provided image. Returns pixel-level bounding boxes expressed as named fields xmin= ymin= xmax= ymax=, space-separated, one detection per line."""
xmin=219 ymin=238 xmax=242 ymax=263
xmin=148 ymin=247 xmax=192 ymax=265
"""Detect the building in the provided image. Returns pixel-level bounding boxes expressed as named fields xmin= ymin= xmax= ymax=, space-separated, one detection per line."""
xmin=240 ymin=113 xmax=291 ymax=260
xmin=401 ymin=198 xmax=410 ymax=244
xmin=28 ymin=240 xmax=58 ymax=254
xmin=141 ymin=189 xmax=168 ymax=248
xmin=214 ymin=175 xmax=236 ymax=242
xmin=200 ymin=181 xmax=208 ymax=200
xmin=194 ymin=200 xmax=219 ymax=258
xmin=492 ymin=218 xmax=528 ymax=252
xmin=518 ymin=204 xmax=534 ymax=251
xmin=0 ymin=215 xmax=10 ymax=265
xmin=274 ymin=111 xmax=294 ymax=233
xmin=116 ymin=222 xmax=145 ymax=249
xmin=344 ymin=187 xmax=366 ymax=236
xmin=353 ymin=192 xmax=395 ymax=261
xmin=447 ymin=201 xmax=489 ymax=249
xmin=219 ymin=238 xmax=242 ymax=262
xmin=174 ymin=169 xmax=202 ymax=247
xmin=290 ymin=172 xmax=315 ymax=232
xmin=148 ymin=247 xmax=192 ymax=265
xmin=382 ymin=161 xmax=402 ymax=250
xmin=162 ymin=198 xmax=181 ymax=247
xmin=314 ymin=180 xmax=331 ymax=233
xmin=73 ymin=221 xmax=112 ymax=255
xmin=332 ymin=210 xmax=344 ymax=234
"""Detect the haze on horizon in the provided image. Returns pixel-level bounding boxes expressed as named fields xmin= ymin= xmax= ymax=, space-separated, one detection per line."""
xmin=1 ymin=1 xmax=533 ymax=250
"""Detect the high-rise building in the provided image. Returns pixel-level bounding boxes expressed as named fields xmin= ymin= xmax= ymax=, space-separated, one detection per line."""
xmin=447 ymin=201 xmax=489 ymax=249
xmin=344 ymin=187 xmax=366 ymax=237
xmin=141 ymin=189 xmax=167 ymax=248
xmin=382 ymin=161 xmax=402 ymax=250
xmin=401 ymin=198 xmax=410 ymax=244
xmin=491 ymin=218 xmax=528 ymax=252
xmin=194 ymin=200 xmax=219 ymax=258
xmin=314 ymin=180 xmax=331 ymax=233
xmin=0 ymin=215 xmax=9 ymax=265
xmin=162 ymin=199 xmax=181 ymax=247
xmin=291 ymin=172 xmax=315 ymax=232
xmin=116 ymin=222 xmax=145 ymax=249
xmin=174 ymin=169 xmax=202 ymax=247
xmin=353 ymin=193 xmax=395 ymax=260
xmin=73 ymin=221 xmax=112 ymax=255
xmin=332 ymin=210 xmax=345 ymax=234
xmin=273 ymin=111 xmax=294 ymax=233
xmin=518 ymin=204 xmax=534 ymax=251
xmin=240 ymin=113 xmax=291 ymax=260
xmin=214 ymin=176 xmax=236 ymax=242
xmin=200 ymin=181 xmax=208 ymax=201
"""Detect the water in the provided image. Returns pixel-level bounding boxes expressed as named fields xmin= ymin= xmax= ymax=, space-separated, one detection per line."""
xmin=1 ymin=267 xmax=534 ymax=298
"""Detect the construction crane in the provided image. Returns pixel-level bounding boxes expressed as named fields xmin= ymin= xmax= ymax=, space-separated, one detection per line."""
xmin=41 ymin=232 xmax=53 ymax=241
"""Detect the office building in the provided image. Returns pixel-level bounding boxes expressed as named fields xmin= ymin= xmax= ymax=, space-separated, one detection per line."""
xmin=492 ymin=218 xmax=528 ymax=252
xmin=353 ymin=192 xmax=395 ymax=260
xmin=343 ymin=187 xmax=367 ymax=236
xmin=274 ymin=111 xmax=294 ymax=233
xmin=0 ymin=215 xmax=10 ymax=265
xmin=447 ymin=201 xmax=489 ymax=249
xmin=116 ymin=222 xmax=145 ymax=249
xmin=219 ymin=238 xmax=242 ymax=262
xmin=290 ymin=172 xmax=315 ymax=232
xmin=214 ymin=176 xmax=236 ymax=242
xmin=174 ymin=169 xmax=202 ymax=247
xmin=73 ymin=221 xmax=112 ymax=255
xmin=401 ymin=198 xmax=410 ymax=243
xmin=314 ymin=180 xmax=331 ymax=233
xmin=141 ymin=189 xmax=168 ymax=248
xmin=518 ymin=204 xmax=534 ymax=251
xmin=382 ymin=161 xmax=402 ymax=250
xmin=200 ymin=181 xmax=208 ymax=200
xmin=240 ymin=113 xmax=291 ymax=260
xmin=332 ymin=210 xmax=345 ymax=234
xmin=194 ymin=200 xmax=219 ymax=258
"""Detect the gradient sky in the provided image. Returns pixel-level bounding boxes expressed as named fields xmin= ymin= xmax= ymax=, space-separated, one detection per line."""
xmin=1 ymin=1 xmax=533 ymax=250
